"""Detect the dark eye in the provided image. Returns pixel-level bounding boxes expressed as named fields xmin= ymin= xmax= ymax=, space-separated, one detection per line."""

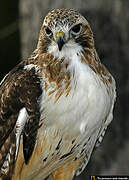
xmin=71 ymin=24 xmax=82 ymax=35
xmin=45 ymin=27 xmax=52 ymax=36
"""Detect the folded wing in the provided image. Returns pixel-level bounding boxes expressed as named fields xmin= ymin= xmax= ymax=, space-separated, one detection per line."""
xmin=0 ymin=61 xmax=42 ymax=179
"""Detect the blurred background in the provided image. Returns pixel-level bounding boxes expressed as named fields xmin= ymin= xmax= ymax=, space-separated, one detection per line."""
xmin=0 ymin=0 xmax=129 ymax=179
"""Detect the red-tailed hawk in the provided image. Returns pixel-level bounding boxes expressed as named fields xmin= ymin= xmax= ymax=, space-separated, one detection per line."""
xmin=0 ymin=9 xmax=116 ymax=180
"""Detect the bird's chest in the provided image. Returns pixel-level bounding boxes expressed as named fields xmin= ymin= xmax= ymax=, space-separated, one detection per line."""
xmin=39 ymin=58 xmax=110 ymax=138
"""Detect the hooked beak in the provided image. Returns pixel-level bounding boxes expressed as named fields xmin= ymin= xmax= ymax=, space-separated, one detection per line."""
xmin=56 ymin=32 xmax=66 ymax=51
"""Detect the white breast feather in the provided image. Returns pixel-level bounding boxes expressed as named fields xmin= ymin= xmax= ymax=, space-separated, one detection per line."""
xmin=40 ymin=40 xmax=113 ymax=139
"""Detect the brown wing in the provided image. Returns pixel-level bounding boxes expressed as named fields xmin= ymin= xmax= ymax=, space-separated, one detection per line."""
xmin=0 ymin=61 xmax=42 ymax=179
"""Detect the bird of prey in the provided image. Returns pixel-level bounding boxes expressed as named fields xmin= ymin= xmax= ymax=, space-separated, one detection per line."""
xmin=0 ymin=8 xmax=116 ymax=180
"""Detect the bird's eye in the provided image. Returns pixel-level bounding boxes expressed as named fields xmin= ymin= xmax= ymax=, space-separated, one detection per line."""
xmin=45 ymin=27 xmax=52 ymax=36
xmin=71 ymin=24 xmax=82 ymax=35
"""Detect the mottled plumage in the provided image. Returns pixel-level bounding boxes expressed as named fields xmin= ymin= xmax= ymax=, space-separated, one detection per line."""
xmin=0 ymin=9 xmax=116 ymax=180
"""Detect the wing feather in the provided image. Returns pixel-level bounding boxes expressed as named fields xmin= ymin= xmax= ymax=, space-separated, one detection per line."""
xmin=0 ymin=61 xmax=42 ymax=179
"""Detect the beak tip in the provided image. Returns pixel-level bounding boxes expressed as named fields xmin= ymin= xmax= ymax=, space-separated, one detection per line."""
xmin=58 ymin=46 xmax=62 ymax=51
xmin=56 ymin=36 xmax=65 ymax=51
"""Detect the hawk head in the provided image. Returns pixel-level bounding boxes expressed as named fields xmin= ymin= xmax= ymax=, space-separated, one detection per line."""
xmin=38 ymin=9 xmax=94 ymax=57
